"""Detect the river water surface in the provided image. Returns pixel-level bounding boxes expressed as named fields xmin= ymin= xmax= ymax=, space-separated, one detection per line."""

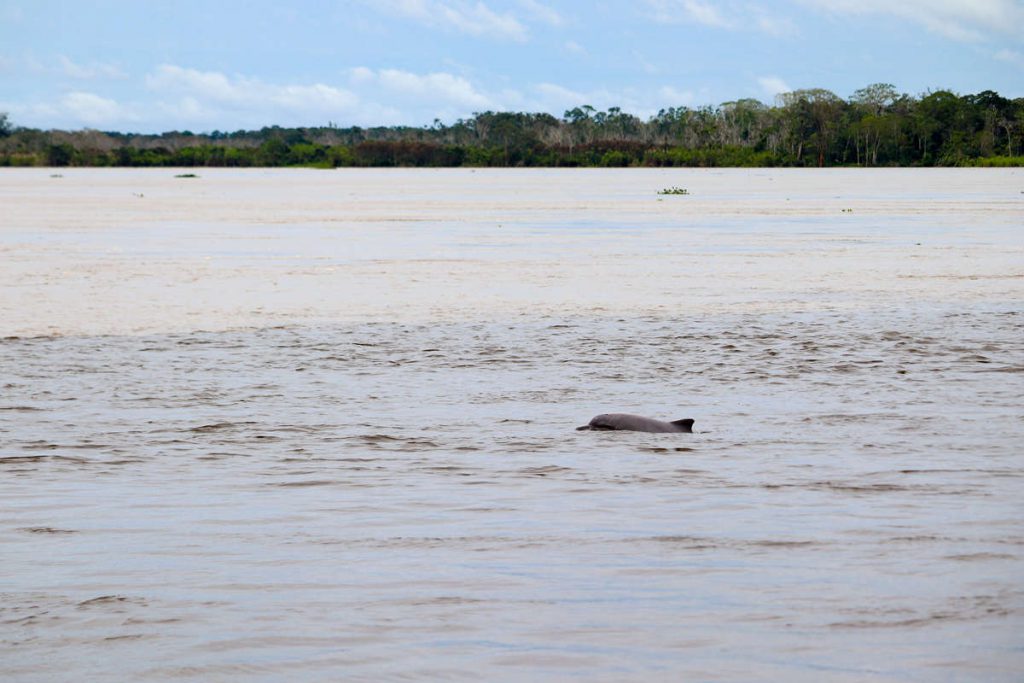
xmin=1 ymin=168 xmax=1022 ymax=681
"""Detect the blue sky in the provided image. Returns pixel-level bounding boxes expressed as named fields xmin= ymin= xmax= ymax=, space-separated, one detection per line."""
xmin=1 ymin=0 xmax=1022 ymax=133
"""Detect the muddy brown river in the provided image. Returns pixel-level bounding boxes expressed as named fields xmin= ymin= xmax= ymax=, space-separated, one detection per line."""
xmin=2 ymin=168 xmax=1022 ymax=681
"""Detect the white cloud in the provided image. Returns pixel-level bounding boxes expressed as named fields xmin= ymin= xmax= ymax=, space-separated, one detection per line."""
xmin=146 ymin=65 xmax=238 ymax=102
xmin=115 ymin=63 xmax=508 ymax=128
xmin=680 ymin=0 xmax=731 ymax=27
xmin=518 ymin=0 xmax=563 ymax=26
xmin=349 ymin=66 xmax=376 ymax=83
xmin=383 ymin=69 xmax=494 ymax=108
xmin=1 ymin=100 xmax=59 ymax=125
xmin=648 ymin=0 xmax=732 ymax=27
xmin=645 ymin=1 xmax=800 ymax=36
xmin=758 ymin=76 xmax=791 ymax=99
xmin=798 ymin=0 xmax=1024 ymax=43
xmin=61 ymin=91 xmax=136 ymax=126
xmin=350 ymin=67 xmax=497 ymax=110
xmin=147 ymin=65 xmax=359 ymax=111
xmin=994 ymin=48 xmax=1024 ymax=69
xmin=271 ymin=83 xmax=360 ymax=110
xmin=139 ymin=64 xmax=381 ymax=129
xmin=373 ymin=0 xmax=528 ymax=41
xmin=58 ymin=55 xmax=127 ymax=80
xmin=166 ymin=96 xmax=209 ymax=120
xmin=535 ymin=82 xmax=588 ymax=107
xmin=7 ymin=66 xmax=392 ymax=131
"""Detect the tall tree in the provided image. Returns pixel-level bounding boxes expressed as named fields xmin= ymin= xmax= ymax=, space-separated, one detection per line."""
xmin=851 ymin=83 xmax=899 ymax=115
xmin=779 ymin=89 xmax=845 ymax=166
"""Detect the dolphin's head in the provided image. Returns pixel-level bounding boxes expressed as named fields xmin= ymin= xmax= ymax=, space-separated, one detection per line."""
xmin=579 ymin=414 xmax=615 ymax=431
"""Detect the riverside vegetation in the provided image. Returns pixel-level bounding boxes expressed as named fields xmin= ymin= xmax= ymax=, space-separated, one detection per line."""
xmin=1 ymin=85 xmax=1022 ymax=168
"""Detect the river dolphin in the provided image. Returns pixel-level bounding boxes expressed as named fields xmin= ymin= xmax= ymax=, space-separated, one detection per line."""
xmin=576 ymin=413 xmax=694 ymax=433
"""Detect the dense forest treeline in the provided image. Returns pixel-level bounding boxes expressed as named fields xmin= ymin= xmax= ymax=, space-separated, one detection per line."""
xmin=2 ymin=85 xmax=1023 ymax=168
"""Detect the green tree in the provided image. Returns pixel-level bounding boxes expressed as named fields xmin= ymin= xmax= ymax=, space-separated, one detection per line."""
xmin=563 ymin=105 xmax=597 ymax=148
xmin=851 ymin=83 xmax=899 ymax=116
xmin=848 ymin=84 xmax=902 ymax=165
xmin=914 ymin=90 xmax=963 ymax=164
xmin=6 ymin=87 xmax=1023 ymax=169
xmin=778 ymin=89 xmax=845 ymax=166
xmin=718 ymin=99 xmax=770 ymax=147
xmin=256 ymin=138 xmax=290 ymax=166
xmin=47 ymin=143 xmax=75 ymax=166
xmin=967 ymin=90 xmax=1013 ymax=157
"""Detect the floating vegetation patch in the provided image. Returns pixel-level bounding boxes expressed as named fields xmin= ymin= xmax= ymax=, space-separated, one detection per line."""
xmin=657 ymin=186 xmax=689 ymax=195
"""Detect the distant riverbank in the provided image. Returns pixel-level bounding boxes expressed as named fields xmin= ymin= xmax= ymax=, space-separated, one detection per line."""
xmin=3 ymin=86 xmax=1023 ymax=168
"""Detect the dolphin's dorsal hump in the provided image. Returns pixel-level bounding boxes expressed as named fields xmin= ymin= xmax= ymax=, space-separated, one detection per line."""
xmin=671 ymin=418 xmax=695 ymax=433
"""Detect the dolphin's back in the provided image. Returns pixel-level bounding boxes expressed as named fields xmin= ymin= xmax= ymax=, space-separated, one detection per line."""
xmin=578 ymin=413 xmax=694 ymax=433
